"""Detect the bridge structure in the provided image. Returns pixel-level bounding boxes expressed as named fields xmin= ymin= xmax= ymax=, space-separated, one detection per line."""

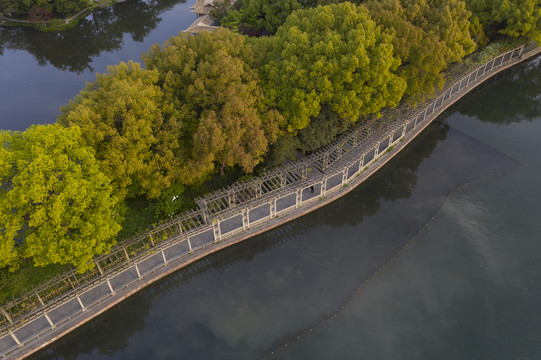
xmin=1 ymin=42 xmax=540 ymax=359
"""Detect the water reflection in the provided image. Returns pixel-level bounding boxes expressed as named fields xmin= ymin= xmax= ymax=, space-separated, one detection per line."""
xmin=0 ymin=0 xmax=186 ymax=73
xmin=327 ymin=123 xmax=448 ymax=228
xmin=458 ymin=56 xmax=541 ymax=124
xmin=29 ymin=122 xmax=519 ymax=360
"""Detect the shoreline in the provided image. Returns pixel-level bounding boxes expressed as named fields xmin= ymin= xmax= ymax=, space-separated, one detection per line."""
xmin=0 ymin=43 xmax=538 ymax=360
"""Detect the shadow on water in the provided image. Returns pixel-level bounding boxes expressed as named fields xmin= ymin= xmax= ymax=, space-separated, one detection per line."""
xmin=29 ymin=122 xmax=518 ymax=360
xmin=457 ymin=56 xmax=541 ymax=124
xmin=0 ymin=0 xmax=186 ymax=73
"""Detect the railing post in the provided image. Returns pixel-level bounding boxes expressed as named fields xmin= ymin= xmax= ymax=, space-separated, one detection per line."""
xmin=44 ymin=311 xmax=55 ymax=328
xmin=106 ymin=278 xmax=115 ymax=294
xmin=94 ymin=258 xmax=103 ymax=275
xmin=123 ymin=246 xmax=130 ymax=261
xmin=321 ymin=177 xmax=328 ymax=197
xmin=177 ymin=222 xmax=183 ymax=235
xmin=341 ymin=168 xmax=348 ymax=185
xmin=243 ymin=208 xmax=249 ymax=229
xmin=213 ymin=221 xmax=222 ymax=242
xmin=1 ymin=307 xmax=13 ymax=324
xmin=134 ymin=263 xmax=142 ymax=279
xmin=76 ymin=294 xmax=86 ymax=311
xmin=295 ymin=188 xmax=302 ymax=208
xmin=35 ymin=291 xmax=45 ymax=307
xmin=9 ymin=330 xmax=21 ymax=347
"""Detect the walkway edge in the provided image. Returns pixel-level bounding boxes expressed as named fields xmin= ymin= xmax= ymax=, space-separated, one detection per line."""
xmin=1 ymin=44 xmax=540 ymax=360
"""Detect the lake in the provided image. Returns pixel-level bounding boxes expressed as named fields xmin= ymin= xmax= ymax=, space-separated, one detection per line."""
xmin=1 ymin=1 xmax=540 ymax=359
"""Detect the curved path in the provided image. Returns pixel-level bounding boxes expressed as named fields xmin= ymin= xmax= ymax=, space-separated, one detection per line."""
xmin=0 ymin=44 xmax=539 ymax=359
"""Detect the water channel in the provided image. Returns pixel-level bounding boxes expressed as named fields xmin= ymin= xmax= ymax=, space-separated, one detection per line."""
xmin=1 ymin=1 xmax=541 ymax=359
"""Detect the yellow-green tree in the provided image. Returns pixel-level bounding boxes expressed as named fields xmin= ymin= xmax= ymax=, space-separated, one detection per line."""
xmin=58 ymin=61 xmax=182 ymax=199
xmin=406 ymin=0 xmax=475 ymax=64
xmin=0 ymin=125 xmax=121 ymax=272
xmin=260 ymin=2 xmax=407 ymax=132
xmin=466 ymin=0 xmax=541 ymax=40
xmin=143 ymin=29 xmax=282 ymax=178
xmin=366 ymin=0 xmax=475 ymax=101
xmin=220 ymin=0 xmax=335 ymax=35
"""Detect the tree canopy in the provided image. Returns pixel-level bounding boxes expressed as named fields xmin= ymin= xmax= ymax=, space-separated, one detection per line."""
xmin=58 ymin=61 xmax=182 ymax=199
xmin=142 ymin=29 xmax=282 ymax=177
xmin=260 ymin=2 xmax=407 ymax=132
xmin=220 ymin=0 xmax=335 ymax=35
xmin=0 ymin=125 xmax=121 ymax=272
xmin=466 ymin=0 xmax=541 ymax=40
xmin=365 ymin=0 xmax=476 ymax=101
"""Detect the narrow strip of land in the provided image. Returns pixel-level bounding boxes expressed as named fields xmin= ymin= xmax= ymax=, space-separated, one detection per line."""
xmin=1 ymin=42 xmax=538 ymax=360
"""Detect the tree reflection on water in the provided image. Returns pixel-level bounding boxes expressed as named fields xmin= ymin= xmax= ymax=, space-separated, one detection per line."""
xmin=0 ymin=0 xmax=186 ymax=73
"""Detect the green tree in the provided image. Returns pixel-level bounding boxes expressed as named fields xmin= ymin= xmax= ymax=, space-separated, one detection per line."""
xmin=466 ymin=0 xmax=541 ymax=40
xmin=365 ymin=0 xmax=475 ymax=101
xmin=221 ymin=0 xmax=336 ymax=35
xmin=0 ymin=0 xmax=92 ymax=17
xmin=142 ymin=29 xmax=283 ymax=178
xmin=58 ymin=61 xmax=181 ymax=199
xmin=0 ymin=125 xmax=121 ymax=272
xmin=260 ymin=2 xmax=407 ymax=132
xmin=297 ymin=107 xmax=352 ymax=152
xmin=411 ymin=0 xmax=476 ymax=64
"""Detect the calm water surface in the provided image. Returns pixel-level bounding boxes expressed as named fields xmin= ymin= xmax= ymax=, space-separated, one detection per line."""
xmin=0 ymin=0 xmax=196 ymax=131
xmin=1 ymin=3 xmax=541 ymax=359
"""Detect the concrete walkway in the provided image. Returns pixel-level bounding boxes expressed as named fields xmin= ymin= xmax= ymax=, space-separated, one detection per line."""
xmin=0 ymin=44 xmax=539 ymax=360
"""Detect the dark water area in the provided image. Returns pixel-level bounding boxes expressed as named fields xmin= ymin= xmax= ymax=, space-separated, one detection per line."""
xmin=275 ymin=59 xmax=541 ymax=360
xmin=29 ymin=117 xmax=522 ymax=359
xmin=0 ymin=0 xmax=196 ymax=131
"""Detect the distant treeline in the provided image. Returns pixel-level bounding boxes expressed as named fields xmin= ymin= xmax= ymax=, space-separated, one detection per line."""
xmin=1 ymin=0 xmax=539 ymax=273
xmin=1 ymin=0 xmax=93 ymax=19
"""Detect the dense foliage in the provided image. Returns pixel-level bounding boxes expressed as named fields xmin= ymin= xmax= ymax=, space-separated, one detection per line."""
xmin=221 ymin=0 xmax=336 ymax=35
xmin=365 ymin=0 xmax=476 ymax=100
xmin=0 ymin=0 xmax=92 ymax=17
xmin=1 ymin=0 xmax=538 ymax=279
xmin=466 ymin=0 xmax=541 ymax=40
xmin=259 ymin=2 xmax=407 ymax=132
xmin=0 ymin=125 xmax=121 ymax=272
xmin=58 ymin=61 xmax=179 ymax=200
xmin=142 ymin=30 xmax=283 ymax=178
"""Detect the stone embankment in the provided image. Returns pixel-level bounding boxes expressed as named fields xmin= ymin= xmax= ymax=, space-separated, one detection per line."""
xmin=0 ymin=42 xmax=539 ymax=359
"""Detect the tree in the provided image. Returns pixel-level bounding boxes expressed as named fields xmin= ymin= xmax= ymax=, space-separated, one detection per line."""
xmin=364 ymin=0 xmax=476 ymax=102
xmin=0 ymin=0 xmax=92 ymax=17
xmin=466 ymin=0 xmax=541 ymax=40
xmin=297 ymin=107 xmax=352 ymax=152
xmin=28 ymin=6 xmax=52 ymax=24
xmin=364 ymin=0 xmax=442 ymax=101
xmin=260 ymin=2 xmax=407 ymax=132
xmin=221 ymin=0 xmax=336 ymax=35
xmin=58 ymin=61 xmax=181 ymax=199
xmin=409 ymin=0 xmax=476 ymax=64
xmin=142 ymin=29 xmax=283 ymax=178
xmin=0 ymin=125 xmax=121 ymax=272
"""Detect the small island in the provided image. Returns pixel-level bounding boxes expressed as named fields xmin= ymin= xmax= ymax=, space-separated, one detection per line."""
xmin=0 ymin=0 xmax=124 ymax=31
